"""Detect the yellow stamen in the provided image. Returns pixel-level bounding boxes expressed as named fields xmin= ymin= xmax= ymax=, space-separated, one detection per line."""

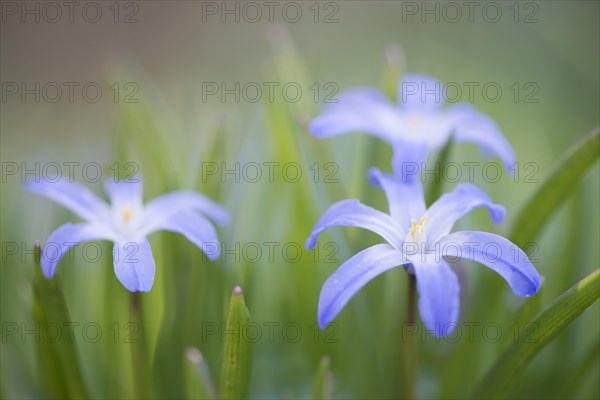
xmin=122 ymin=206 xmax=131 ymax=222
xmin=409 ymin=219 xmax=417 ymax=237
xmin=409 ymin=215 xmax=428 ymax=238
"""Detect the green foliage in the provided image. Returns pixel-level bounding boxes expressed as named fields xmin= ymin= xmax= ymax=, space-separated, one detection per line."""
xmin=312 ymin=356 xmax=333 ymax=400
xmin=219 ymin=287 xmax=253 ymax=400
xmin=472 ymin=269 xmax=600 ymax=398
xmin=184 ymin=347 xmax=218 ymax=400
xmin=32 ymin=244 xmax=88 ymax=399
xmin=509 ymin=129 xmax=600 ymax=247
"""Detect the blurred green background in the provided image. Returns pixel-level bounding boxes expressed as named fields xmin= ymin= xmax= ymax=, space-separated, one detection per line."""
xmin=1 ymin=1 xmax=598 ymax=399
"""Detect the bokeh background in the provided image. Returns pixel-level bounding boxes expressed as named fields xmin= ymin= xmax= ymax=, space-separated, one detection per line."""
xmin=1 ymin=1 xmax=599 ymax=399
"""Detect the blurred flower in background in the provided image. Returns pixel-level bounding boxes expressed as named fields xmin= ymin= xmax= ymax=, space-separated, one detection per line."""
xmin=309 ymin=74 xmax=515 ymax=180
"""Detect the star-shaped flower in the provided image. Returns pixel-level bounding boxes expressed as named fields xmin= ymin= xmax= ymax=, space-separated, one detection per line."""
xmin=25 ymin=176 xmax=228 ymax=292
xmin=306 ymin=169 xmax=540 ymax=337
xmin=310 ymin=74 xmax=515 ymax=180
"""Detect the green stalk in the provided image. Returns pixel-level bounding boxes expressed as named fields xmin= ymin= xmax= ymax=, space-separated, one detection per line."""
xmin=403 ymin=274 xmax=417 ymax=400
xmin=425 ymin=138 xmax=453 ymax=206
xmin=471 ymin=268 xmax=600 ymax=398
xmin=130 ymin=292 xmax=149 ymax=399
xmin=312 ymin=355 xmax=333 ymax=400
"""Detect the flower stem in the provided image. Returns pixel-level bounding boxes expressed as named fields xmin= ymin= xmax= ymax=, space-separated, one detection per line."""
xmin=130 ymin=292 xmax=148 ymax=399
xmin=404 ymin=273 xmax=417 ymax=399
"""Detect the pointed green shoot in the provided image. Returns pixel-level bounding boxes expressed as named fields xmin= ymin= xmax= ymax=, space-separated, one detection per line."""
xmin=312 ymin=355 xmax=334 ymax=400
xmin=185 ymin=347 xmax=218 ymax=400
xmin=219 ymin=286 xmax=253 ymax=399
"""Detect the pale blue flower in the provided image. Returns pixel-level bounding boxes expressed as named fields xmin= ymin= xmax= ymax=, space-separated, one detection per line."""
xmin=306 ymin=169 xmax=540 ymax=337
xmin=25 ymin=176 xmax=228 ymax=292
xmin=310 ymin=74 xmax=515 ymax=180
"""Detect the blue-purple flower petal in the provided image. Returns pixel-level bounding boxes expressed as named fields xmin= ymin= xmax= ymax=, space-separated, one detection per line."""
xmin=368 ymin=167 xmax=426 ymax=228
xmin=410 ymin=253 xmax=460 ymax=337
xmin=426 ymin=183 xmax=506 ymax=245
xmin=305 ymin=199 xmax=405 ymax=250
xmin=446 ymin=104 xmax=516 ymax=171
xmin=318 ymin=244 xmax=406 ymax=328
xmin=390 ymin=140 xmax=430 ymax=182
xmin=142 ymin=191 xmax=229 ymax=227
xmin=309 ymin=88 xmax=401 ymax=143
xmin=113 ymin=238 xmax=156 ymax=292
xmin=439 ymin=231 xmax=541 ymax=296
xmin=41 ymin=222 xmax=113 ymax=278
xmin=104 ymin=177 xmax=143 ymax=209
xmin=24 ymin=178 xmax=110 ymax=223
xmin=144 ymin=210 xmax=221 ymax=261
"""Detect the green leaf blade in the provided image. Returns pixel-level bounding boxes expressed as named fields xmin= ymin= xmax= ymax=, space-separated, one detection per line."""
xmin=32 ymin=243 xmax=89 ymax=399
xmin=471 ymin=268 xmax=600 ymax=399
xmin=219 ymin=286 xmax=253 ymax=400
xmin=510 ymin=129 xmax=599 ymax=246
xmin=184 ymin=347 xmax=218 ymax=400
xmin=312 ymin=355 xmax=334 ymax=400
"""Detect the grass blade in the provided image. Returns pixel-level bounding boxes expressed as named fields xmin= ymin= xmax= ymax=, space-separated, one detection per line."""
xmin=509 ymin=129 xmax=599 ymax=246
xmin=380 ymin=44 xmax=405 ymax=100
xmin=425 ymin=138 xmax=453 ymax=206
xmin=219 ymin=286 xmax=253 ymax=399
xmin=558 ymin=340 xmax=600 ymax=398
xmin=471 ymin=268 xmax=600 ymax=399
xmin=312 ymin=355 xmax=333 ymax=400
xmin=32 ymin=242 xmax=89 ymax=399
xmin=185 ymin=347 xmax=218 ymax=400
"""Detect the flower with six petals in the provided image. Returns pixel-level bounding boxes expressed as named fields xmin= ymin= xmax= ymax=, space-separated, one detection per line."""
xmin=309 ymin=74 xmax=516 ymax=180
xmin=25 ymin=177 xmax=228 ymax=292
xmin=305 ymin=169 xmax=541 ymax=337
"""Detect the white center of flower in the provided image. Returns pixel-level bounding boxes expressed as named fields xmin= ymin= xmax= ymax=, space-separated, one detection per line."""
xmin=403 ymin=215 xmax=427 ymax=255
xmin=404 ymin=114 xmax=426 ymax=142
xmin=409 ymin=116 xmax=423 ymax=133
xmin=122 ymin=206 xmax=132 ymax=223
xmin=112 ymin=203 xmax=143 ymax=239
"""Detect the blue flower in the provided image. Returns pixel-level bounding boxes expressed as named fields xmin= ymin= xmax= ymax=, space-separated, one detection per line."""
xmin=309 ymin=74 xmax=515 ymax=180
xmin=25 ymin=176 xmax=229 ymax=292
xmin=305 ymin=169 xmax=540 ymax=337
